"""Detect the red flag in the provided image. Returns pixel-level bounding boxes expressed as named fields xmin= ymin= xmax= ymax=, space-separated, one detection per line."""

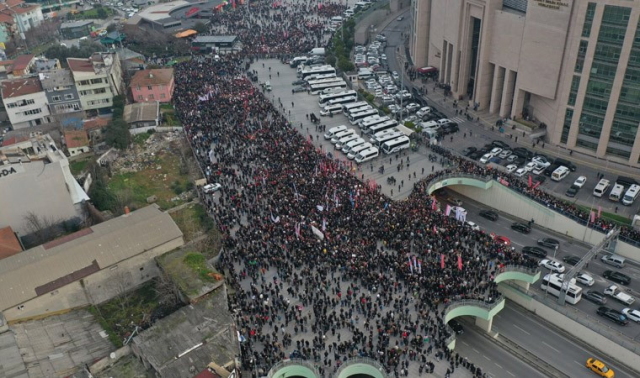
xmin=597 ymin=206 xmax=602 ymax=218
xmin=590 ymin=211 xmax=596 ymax=223
xmin=440 ymin=254 xmax=445 ymax=269
xmin=528 ymin=175 xmax=532 ymax=188
xmin=532 ymin=181 xmax=542 ymax=190
xmin=457 ymin=255 xmax=462 ymax=270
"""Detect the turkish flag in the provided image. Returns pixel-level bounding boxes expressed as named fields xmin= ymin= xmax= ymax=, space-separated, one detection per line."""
xmin=457 ymin=255 xmax=462 ymax=270
xmin=528 ymin=175 xmax=532 ymax=188
xmin=441 ymin=254 xmax=445 ymax=269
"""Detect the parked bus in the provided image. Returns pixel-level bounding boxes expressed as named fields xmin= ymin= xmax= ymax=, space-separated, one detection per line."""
xmin=366 ymin=120 xmax=398 ymax=136
xmin=327 ymin=96 xmax=357 ymax=107
xmin=381 ymin=136 xmax=411 ymax=154
xmin=540 ymin=273 xmax=582 ymax=304
xmin=345 ymin=105 xmax=373 ymax=118
xmin=342 ymin=101 xmax=370 ymax=115
xmin=349 ymin=108 xmax=380 ymax=125
xmin=622 ymin=184 xmax=640 ymax=206
xmin=299 ymin=65 xmax=336 ymax=80
xmin=320 ymin=104 xmax=344 ymax=116
xmin=305 ymin=73 xmax=337 ymax=83
xmin=310 ymin=80 xmax=347 ymax=95
xmin=360 ymin=116 xmax=391 ymax=131
xmin=371 ymin=130 xmax=404 ymax=146
xmin=354 ymin=147 xmax=379 ymax=164
xmin=307 ymin=77 xmax=343 ymax=87
xmin=318 ymin=90 xmax=357 ymax=105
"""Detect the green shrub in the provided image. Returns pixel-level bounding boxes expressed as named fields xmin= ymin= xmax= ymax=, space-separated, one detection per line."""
xmin=404 ymin=121 xmax=415 ymax=129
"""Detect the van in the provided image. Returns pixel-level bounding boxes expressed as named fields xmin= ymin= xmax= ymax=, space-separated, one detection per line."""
xmin=331 ymin=129 xmax=356 ymax=144
xmin=324 ymin=125 xmax=347 ymax=140
xmin=616 ymin=176 xmax=638 ymax=187
xmin=344 ymin=9 xmax=354 ymax=17
xmin=421 ymin=120 xmax=438 ymax=130
xmin=553 ymin=158 xmax=576 ymax=172
xmin=551 ymin=166 xmax=570 ymax=181
xmin=320 ymin=104 xmax=344 ymax=116
xmin=331 ymin=16 xmax=343 ymax=23
xmin=348 ymin=142 xmax=372 ymax=159
xmin=289 ymin=56 xmax=308 ymax=68
xmin=422 ymin=128 xmax=438 ymax=141
xmin=335 ymin=134 xmax=360 ymax=150
xmin=357 ymin=68 xmax=373 ymax=80
xmin=601 ymin=254 xmax=625 ymax=269
xmin=342 ymin=138 xmax=365 ymax=153
xmin=622 ymin=184 xmax=640 ymax=206
xmin=355 ymin=147 xmax=379 ymax=164
xmin=609 ymin=183 xmax=624 ymax=202
xmin=593 ymin=178 xmax=610 ymax=197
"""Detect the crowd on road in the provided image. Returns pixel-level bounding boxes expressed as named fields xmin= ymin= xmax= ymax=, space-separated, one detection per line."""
xmin=171 ymin=3 xmax=538 ymax=378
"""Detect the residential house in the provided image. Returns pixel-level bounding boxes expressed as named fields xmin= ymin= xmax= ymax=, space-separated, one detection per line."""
xmin=39 ymin=69 xmax=83 ymax=120
xmin=0 ymin=226 xmax=22 ymax=260
xmin=0 ymin=0 xmax=44 ymax=35
xmin=68 ymin=52 xmax=124 ymax=115
xmin=34 ymin=57 xmax=61 ymax=73
xmin=64 ymin=129 xmax=89 ymax=156
xmin=82 ymin=117 xmax=109 ymax=145
xmin=114 ymin=47 xmax=146 ymax=73
xmin=11 ymin=53 xmax=34 ymax=77
xmin=123 ymin=102 xmax=160 ymax=132
xmin=130 ymin=68 xmax=173 ymax=103
xmin=59 ymin=20 xmax=93 ymax=39
xmin=1 ymin=77 xmax=51 ymax=129
xmin=0 ymin=21 xmax=11 ymax=45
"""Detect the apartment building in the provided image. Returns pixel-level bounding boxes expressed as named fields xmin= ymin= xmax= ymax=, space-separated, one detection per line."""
xmin=1 ymin=77 xmax=51 ymax=129
xmin=130 ymin=68 xmax=174 ymax=103
xmin=67 ymin=52 xmax=124 ymax=115
xmin=39 ymin=69 xmax=83 ymax=119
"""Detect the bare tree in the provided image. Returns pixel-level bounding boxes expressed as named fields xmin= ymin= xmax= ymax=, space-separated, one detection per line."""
xmin=23 ymin=211 xmax=60 ymax=245
xmin=155 ymin=271 xmax=183 ymax=306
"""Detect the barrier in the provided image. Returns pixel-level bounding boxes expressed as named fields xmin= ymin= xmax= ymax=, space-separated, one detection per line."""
xmin=334 ymin=357 xmax=388 ymax=378
xmin=267 ymin=359 xmax=320 ymax=378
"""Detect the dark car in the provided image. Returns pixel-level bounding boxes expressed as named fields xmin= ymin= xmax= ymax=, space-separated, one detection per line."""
xmin=522 ymin=246 xmax=547 ymax=259
xmin=538 ymin=238 xmax=560 ymax=249
xmin=468 ymin=151 xmax=483 ymax=160
xmin=511 ymin=222 xmax=531 ymax=234
xmin=448 ymin=319 xmax=464 ymax=334
xmin=292 ymin=79 xmax=306 ymax=86
xmin=543 ymin=165 xmax=558 ymax=177
xmin=565 ymin=185 xmax=579 ymax=197
xmin=292 ymin=86 xmax=307 ymax=93
xmin=584 ymin=290 xmax=607 ymax=305
xmin=479 ymin=210 xmax=499 ymax=221
xmin=492 ymin=140 xmax=510 ymax=149
xmin=441 ymin=123 xmax=459 ymax=134
xmin=603 ymin=270 xmax=631 ymax=285
xmin=535 ymin=175 xmax=547 ymax=184
xmin=597 ymin=306 xmax=629 ymax=326
xmin=513 ymin=147 xmax=533 ymax=159
xmin=562 ymin=255 xmax=581 ymax=265
xmin=514 ymin=157 xmax=527 ymax=166
xmin=462 ymin=147 xmax=477 ymax=156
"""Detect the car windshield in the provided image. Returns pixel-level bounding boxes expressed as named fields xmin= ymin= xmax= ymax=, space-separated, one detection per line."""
xmin=601 ymin=366 xmax=609 ymax=372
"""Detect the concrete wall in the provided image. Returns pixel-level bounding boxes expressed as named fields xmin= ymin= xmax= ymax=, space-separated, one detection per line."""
xmin=448 ymin=180 xmax=639 ymax=259
xmin=89 ymin=345 xmax=132 ymax=375
xmin=354 ymin=10 xmax=389 ymax=45
xmin=3 ymin=236 xmax=184 ymax=322
xmin=499 ymin=283 xmax=640 ymax=373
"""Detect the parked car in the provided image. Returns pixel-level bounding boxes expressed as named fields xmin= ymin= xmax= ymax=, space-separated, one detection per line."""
xmin=584 ymin=290 xmax=607 ymax=305
xmin=539 ymin=259 xmax=565 ymax=273
xmin=573 ymin=176 xmax=587 ymax=188
xmin=562 ymin=255 xmax=581 ymax=265
xmin=292 ymin=79 xmax=306 ymax=86
xmin=521 ymin=246 xmax=547 ymax=259
xmin=479 ymin=209 xmax=499 ymax=221
xmin=492 ymin=140 xmax=510 ymax=149
xmin=565 ymin=185 xmax=579 ymax=197
xmin=511 ymin=222 xmax=531 ymax=234
xmin=495 ymin=235 xmax=511 ymax=246
xmin=292 ymin=86 xmax=306 ymax=93
xmin=462 ymin=147 xmax=477 ymax=156
xmin=596 ymin=306 xmax=628 ymax=326
xmin=576 ymin=272 xmax=595 ymax=286
xmin=603 ymin=270 xmax=631 ymax=285
xmin=514 ymin=168 xmax=526 ymax=177
xmin=506 ymin=164 xmax=518 ymax=174
xmin=537 ymin=238 xmax=560 ymax=249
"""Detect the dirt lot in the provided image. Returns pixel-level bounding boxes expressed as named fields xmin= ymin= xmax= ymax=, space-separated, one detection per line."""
xmin=107 ymin=131 xmax=199 ymax=210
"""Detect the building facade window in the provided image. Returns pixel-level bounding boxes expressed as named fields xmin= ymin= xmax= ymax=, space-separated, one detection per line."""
xmin=51 ymin=95 xmax=61 ymax=102
xmin=90 ymin=78 xmax=103 ymax=84
xmin=561 ymin=108 xmax=573 ymax=144
xmin=581 ymin=3 xmax=597 ymax=38
xmin=568 ymin=76 xmax=580 ymax=106
xmin=64 ymin=94 xmax=74 ymax=100
xmin=160 ymin=93 xmax=166 ymax=99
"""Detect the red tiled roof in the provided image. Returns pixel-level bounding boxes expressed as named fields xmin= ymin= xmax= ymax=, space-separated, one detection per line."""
xmin=64 ymin=130 xmax=89 ymax=149
xmin=1 ymin=77 xmax=43 ymax=98
xmin=67 ymin=58 xmax=95 ymax=73
xmin=12 ymin=54 xmax=34 ymax=71
xmin=0 ymin=60 xmax=14 ymax=66
xmin=130 ymin=68 xmax=173 ymax=88
xmin=1 ymin=135 xmax=29 ymax=146
xmin=83 ymin=117 xmax=109 ymax=131
xmin=0 ymin=226 xmax=22 ymax=260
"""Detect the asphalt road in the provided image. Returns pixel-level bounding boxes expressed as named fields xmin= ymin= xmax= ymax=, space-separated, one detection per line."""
xmin=381 ymin=11 xmax=640 ymax=220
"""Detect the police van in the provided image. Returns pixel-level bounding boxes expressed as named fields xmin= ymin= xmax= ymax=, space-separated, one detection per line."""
xmin=551 ymin=166 xmax=570 ymax=182
xmin=622 ymin=184 xmax=640 ymax=206
xmin=593 ymin=179 xmax=610 ymax=198
xmin=609 ymin=183 xmax=625 ymax=202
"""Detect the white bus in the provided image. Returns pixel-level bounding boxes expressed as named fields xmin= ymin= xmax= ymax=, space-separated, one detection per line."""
xmin=609 ymin=183 xmax=625 ymax=202
xmin=305 ymin=73 xmax=337 ymax=83
xmin=300 ymin=65 xmax=336 ymax=79
xmin=307 ymin=77 xmax=343 ymax=86
xmin=540 ymin=273 xmax=582 ymax=304
xmin=320 ymin=104 xmax=344 ymax=116
xmin=355 ymin=147 xmax=379 ymax=164
xmin=381 ymin=136 xmax=411 ymax=154
xmin=347 ymin=142 xmax=373 ymax=159
xmin=342 ymin=101 xmax=370 ymax=115
xmin=366 ymin=120 xmax=398 ymax=136
xmin=349 ymin=108 xmax=380 ymax=125
xmin=342 ymin=138 xmax=366 ymax=153
xmin=345 ymin=105 xmax=373 ymax=118
xmin=622 ymin=184 xmax=640 ymax=206
xmin=360 ymin=116 xmax=390 ymax=131
xmin=310 ymin=80 xmax=347 ymax=94
xmin=318 ymin=90 xmax=357 ymax=105
xmin=327 ymin=96 xmax=357 ymax=107
xmin=371 ymin=130 xmax=404 ymax=146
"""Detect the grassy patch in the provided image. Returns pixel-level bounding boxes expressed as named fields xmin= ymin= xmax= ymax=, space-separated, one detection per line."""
xmin=576 ymin=204 xmax=631 ymax=226
xmin=133 ymin=132 xmax=153 ymax=146
xmin=158 ymin=248 xmax=222 ymax=297
xmin=69 ymin=157 xmax=92 ymax=176
xmin=107 ymin=148 xmax=191 ymax=210
xmin=170 ymin=204 xmax=214 ymax=241
xmin=160 ymin=103 xmax=174 ymax=111
xmin=184 ymin=253 xmax=217 ymax=282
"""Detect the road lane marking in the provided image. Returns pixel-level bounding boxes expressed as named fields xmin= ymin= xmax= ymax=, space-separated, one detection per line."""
xmin=473 ymin=348 xmax=480 ymax=353
xmin=461 ymin=341 xmax=469 ymax=346
xmin=575 ymin=360 xmax=582 ymax=366
xmin=542 ymin=341 xmax=560 ymax=353
xmin=507 ymin=371 xmax=515 ymax=377
xmin=495 ymin=363 xmax=503 ymax=369
xmin=483 ymin=355 xmax=491 ymax=361
xmin=513 ymin=325 xmax=531 ymax=335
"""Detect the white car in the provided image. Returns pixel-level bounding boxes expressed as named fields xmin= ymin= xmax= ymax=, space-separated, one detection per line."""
xmin=539 ymin=259 xmax=566 ymax=273
xmin=506 ymin=164 xmax=518 ymax=174
xmin=479 ymin=153 xmax=493 ymax=164
xmin=381 ymin=95 xmax=395 ymax=104
xmin=622 ymin=308 xmax=640 ymax=322
xmin=514 ymin=168 xmax=527 ymax=177
xmin=573 ymin=176 xmax=587 ymax=188
xmin=203 ymin=183 xmax=222 ymax=193
xmin=392 ymin=71 xmax=400 ymax=81
xmin=416 ymin=107 xmax=431 ymax=118
xmin=489 ymin=147 xmax=502 ymax=157
xmin=465 ymin=221 xmax=480 ymax=231
xmin=532 ymin=156 xmax=551 ymax=168
xmin=405 ymin=103 xmax=420 ymax=113
xmin=506 ymin=155 xmax=518 ymax=163
xmin=498 ymin=149 xmax=512 ymax=159
xmin=524 ymin=162 xmax=537 ymax=172
xmin=576 ymin=272 xmax=595 ymax=287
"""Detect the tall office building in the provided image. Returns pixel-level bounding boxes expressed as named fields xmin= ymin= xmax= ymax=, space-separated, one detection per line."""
xmin=410 ymin=0 xmax=640 ymax=167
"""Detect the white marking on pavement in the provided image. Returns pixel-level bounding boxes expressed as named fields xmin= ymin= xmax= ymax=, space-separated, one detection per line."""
xmin=495 ymin=363 xmax=503 ymax=369
xmin=507 ymin=371 xmax=516 ymax=377
xmin=542 ymin=341 xmax=560 ymax=353
xmin=483 ymin=355 xmax=491 ymax=361
xmin=513 ymin=324 xmax=531 ymax=335
xmin=461 ymin=341 xmax=469 ymax=346
xmin=473 ymin=348 xmax=480 ymax=353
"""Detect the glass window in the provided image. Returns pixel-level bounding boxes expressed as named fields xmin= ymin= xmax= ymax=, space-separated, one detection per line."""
xmin=606 ymin=146 xmax=631 ymax=159
xmin=581 ymin=3 xmax=597 ymax=38
xmin=561 ymin=108 xmax=573 ymax=144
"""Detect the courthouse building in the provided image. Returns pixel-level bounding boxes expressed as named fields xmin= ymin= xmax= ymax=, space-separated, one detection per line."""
xmin=410 ymin=0 xmax=640 ymax=166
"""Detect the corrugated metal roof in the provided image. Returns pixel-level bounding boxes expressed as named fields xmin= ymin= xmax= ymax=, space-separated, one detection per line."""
xmin=0 ymin=205 xmax=183 ymax=311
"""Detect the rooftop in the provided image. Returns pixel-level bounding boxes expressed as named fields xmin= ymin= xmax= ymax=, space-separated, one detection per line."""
xmin=0 ymin=226 xmax=22 ymax=260
xmin=192 ymin=35 xmax=237 ymax=44
xmin=64 ymin=129 xmax=89 ymax=149
xmin=83 ymin=117 xmax=110 ymax=131
xmin=124 ymin=102 xmax=160 ymax=123
xmin=0 ymin=77 xmax=43 ymax=99
xmin=67 ymin=57 xmax=95 ymax=73
xmin=12 ymin=54 xmax=34 ymax=72
xmin=60 ymin=20 xmax=94 ymax=29
xmin=132 ymin=286 xmax=239 ymax=378
xmin=137 ymin=0 xmax=190 ymax=22
xmin=0 ymin=205 xmax=183 ymax=312
xmin=131 ymin=68 xmax=174 ymax=88
xmin=38 ymin=69 xmax=75 ymax=90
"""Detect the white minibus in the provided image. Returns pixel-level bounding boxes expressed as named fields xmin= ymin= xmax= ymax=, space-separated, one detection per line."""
xmin=551 ymin=166 xmax=570 ymax=181
xmin=331 ymin=129 xmax=356 ymax=144
xmin=622 ymin=184 xmax=640 ymax=206
xmin=381 ymin=136 xmax=411 ymax=154
xmin=335 ymin=134 xmax=360 ymax=150
xmin=342 ymin=138 xmax=365 ymax=153
xmin=593 ymin=179 xmax=610 ymax=197
xmin=324 ymin=125 xmax=347 ymax=140
xmin=347 ymin=143 xmax=372 ymax=159
xmin=355 ymin=147 xmax=379 ymax=164
xmin=320 ymin=104 xmax=344 ymax=116
xmin=609 ymin=183 xmax=625 ymax=202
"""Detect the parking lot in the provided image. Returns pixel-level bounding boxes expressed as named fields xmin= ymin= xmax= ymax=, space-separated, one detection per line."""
xmin=251 ymin=58 xmax=447 ymax=200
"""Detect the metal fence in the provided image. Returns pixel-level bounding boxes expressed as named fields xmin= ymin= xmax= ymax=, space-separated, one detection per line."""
xmin=502 ymin=264 xmax=539 ymax=276
xmin=334 ymin=357 xmax=389 ymax=378
xmin=267 ymin=359 xmax=320 ymax=378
